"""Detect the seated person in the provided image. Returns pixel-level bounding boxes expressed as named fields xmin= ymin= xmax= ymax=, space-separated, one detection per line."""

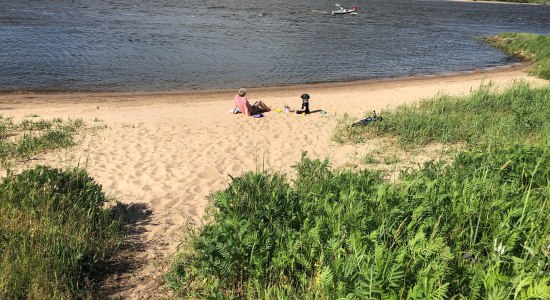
xmin=296 ymin=93 xmax=310 ymax=114
xmin=233 ymin=88 xmax=270 ymax=116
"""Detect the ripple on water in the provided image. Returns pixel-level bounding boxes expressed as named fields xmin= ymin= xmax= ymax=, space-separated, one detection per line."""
xmin=0 ymin=0 xmax=549 ymax=92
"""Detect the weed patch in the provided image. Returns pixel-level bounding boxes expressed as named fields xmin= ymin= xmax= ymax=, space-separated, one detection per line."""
xmin=334 ymin=82 xmax=550 ymax=148
xmin=0 ymin=116 xmax=84 ymax=166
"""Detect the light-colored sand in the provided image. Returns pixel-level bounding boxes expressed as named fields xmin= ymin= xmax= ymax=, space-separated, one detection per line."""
xmin=0 ymin=65 xmax=546 ymax=298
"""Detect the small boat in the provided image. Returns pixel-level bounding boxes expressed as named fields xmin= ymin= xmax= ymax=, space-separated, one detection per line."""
xmin=331 ymin=4 xmax=357 ymax=15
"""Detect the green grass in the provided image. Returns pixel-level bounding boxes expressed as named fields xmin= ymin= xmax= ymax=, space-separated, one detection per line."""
xmin=382 ymin=155 xmax=401 ymax=165
xmin=487 ymin=33 xmax=550 ymax=80
xmin=168 ymin=147 xmax=549 ymax=299
xmin=0 ymin=116 xmax=84 ymax=166
xmin=0 ymin=165 xmax=123 ymax=299
xmin=333 ymin=81 xmax=550 ymax=148
xmin=363 ymin=153 xmax=379 ymax=164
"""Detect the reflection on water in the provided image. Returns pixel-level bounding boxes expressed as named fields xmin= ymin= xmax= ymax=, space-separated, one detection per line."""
xmin=1 ymin=0 xmax=549 ymax=92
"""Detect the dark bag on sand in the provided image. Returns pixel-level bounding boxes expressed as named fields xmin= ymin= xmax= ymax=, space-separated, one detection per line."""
xmin=352 ymin=111 xmax=383 ymax=127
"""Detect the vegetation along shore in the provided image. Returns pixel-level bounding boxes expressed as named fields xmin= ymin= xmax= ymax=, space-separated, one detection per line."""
xmin=168 ymin=32 xmax=550 ymax=299
xmin=0 ymin=32 xmax=548 ymax=299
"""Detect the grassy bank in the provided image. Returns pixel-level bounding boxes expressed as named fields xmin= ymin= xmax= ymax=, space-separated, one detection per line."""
xmin=333 ymin=81 xmax=550 ymax=148
xmin=0 ymin=116 xmax=124 ymax=298
xmin=487 ymin=33 xmax=550 ymax=80
xmin=334 ymin=32 xmax=550 ymax=149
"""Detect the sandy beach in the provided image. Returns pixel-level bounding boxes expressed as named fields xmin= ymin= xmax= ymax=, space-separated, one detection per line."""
xmin=0 ymin=64 xmax=546 ymax=298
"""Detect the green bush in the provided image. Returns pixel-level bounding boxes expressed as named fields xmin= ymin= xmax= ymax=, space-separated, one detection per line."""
xmin=168 ymin=146 xmax=550 ymax=299
xmin=0 ymin=166 xmax=122 ymax=299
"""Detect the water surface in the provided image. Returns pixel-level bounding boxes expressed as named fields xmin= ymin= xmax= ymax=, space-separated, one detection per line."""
xmin=1 ymin=0 xmax=549 ymax=92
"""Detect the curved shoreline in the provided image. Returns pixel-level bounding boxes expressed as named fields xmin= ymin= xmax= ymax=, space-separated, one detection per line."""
xmin=0 ymin=62 xmax=529 ymax=103
xmin=1 ymin=59 xmax=547 ymax=300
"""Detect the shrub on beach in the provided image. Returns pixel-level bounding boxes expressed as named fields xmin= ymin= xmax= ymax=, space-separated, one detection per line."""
xmin=0 ymin=166 xmax=123 ymax=299
xmin=168 ymin=148 xmax=550 ymax=299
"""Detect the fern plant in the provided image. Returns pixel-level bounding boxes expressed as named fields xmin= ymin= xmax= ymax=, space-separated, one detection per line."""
xmin=168 ymin=144 xmax=549 ymax=299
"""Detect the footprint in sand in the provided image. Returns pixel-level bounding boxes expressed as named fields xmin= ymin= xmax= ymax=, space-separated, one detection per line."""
xmin=186 ymin=203 xmax=198 ymax=216
xmin=221 ymin=163 xmax=241 ymax=175
xmin=196 ymin=168 xmax=219 ymax=180
xmin=190 ymin=184 xmax=202 ymax=194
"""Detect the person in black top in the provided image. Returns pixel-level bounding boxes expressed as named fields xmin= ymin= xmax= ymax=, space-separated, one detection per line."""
xmin=297 ymin=93 xmax=310 ymax=114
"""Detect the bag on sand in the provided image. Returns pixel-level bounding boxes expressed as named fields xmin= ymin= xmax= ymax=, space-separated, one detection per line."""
xmin=352 ymin=111 xmax=383 ymax=127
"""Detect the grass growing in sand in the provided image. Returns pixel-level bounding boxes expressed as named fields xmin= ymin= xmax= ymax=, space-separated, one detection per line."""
xmin=0 ymin=116 xmax=84 ymax=167
xmin=333 ymin=32 xmax=550 ymax=149
xmin=168 ymin=83 xmax=550 ymax=298
xmin=333 ymin=81 xmax=550 ymax=148
xmin=168 ymin=148 xmax=549 ymax=299
xmin=487 ymin=33 xmax=550 ymax=80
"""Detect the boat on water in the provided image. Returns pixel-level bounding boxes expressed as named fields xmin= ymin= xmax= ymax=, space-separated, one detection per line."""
xmin=331 ymin=4 xmax=357 ymax=15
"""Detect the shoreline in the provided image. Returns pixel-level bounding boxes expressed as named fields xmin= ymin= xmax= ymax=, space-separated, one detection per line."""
xmin=0 ymin=62 xmax=528 ymax=104
xmin=1 ymin=62 xmax=547 ymax=299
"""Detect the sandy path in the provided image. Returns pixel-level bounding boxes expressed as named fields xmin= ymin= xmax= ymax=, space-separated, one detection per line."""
xmin=0 ymin=65 xmax=546 ymax=299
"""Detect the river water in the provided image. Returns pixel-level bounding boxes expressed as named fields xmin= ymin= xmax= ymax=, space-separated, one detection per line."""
xmin=1 ymin=0 xmax=549 ymax=92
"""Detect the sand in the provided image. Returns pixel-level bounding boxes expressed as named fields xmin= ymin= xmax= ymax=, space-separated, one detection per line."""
xmin=0 ymin=64 xmax=546 ymax=298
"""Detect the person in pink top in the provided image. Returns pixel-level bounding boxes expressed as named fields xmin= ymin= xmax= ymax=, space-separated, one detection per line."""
xmin=233 ymin=88 xmax=271 ymax=116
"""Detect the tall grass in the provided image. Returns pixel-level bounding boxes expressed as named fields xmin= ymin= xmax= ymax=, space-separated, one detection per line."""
xmin=487 ymin=33 xmax=550 ymax=80
xmin=333 ymin=81 xmax=550 ymax=147
xmin=168 ymin=147 xmax=549 ymax=299
xmin=0 ymin=116 xmax=122 ymax=298
xmin=0 ymin=165 xmax=123 ymax=299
